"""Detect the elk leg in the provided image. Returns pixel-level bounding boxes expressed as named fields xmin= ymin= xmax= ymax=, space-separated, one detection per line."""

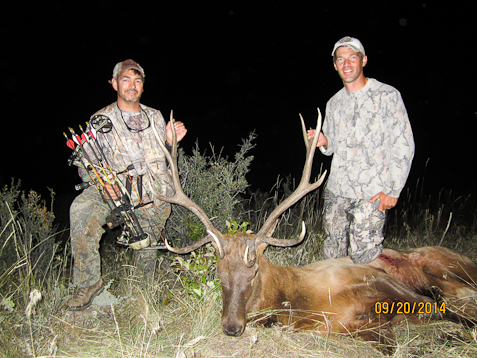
xmin=371 ymin=274 xmax=433 ymax=304
xmin=371 ymin=274 xmax=468 ymax=323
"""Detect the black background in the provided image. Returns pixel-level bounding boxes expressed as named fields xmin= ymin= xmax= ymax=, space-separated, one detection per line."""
xmin=2 ymin=2 xmax=474 ymax=225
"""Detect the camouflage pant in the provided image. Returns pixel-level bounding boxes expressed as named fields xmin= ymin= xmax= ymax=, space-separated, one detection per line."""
xmin=322 ymin=189 xmax=385 ymax=264
xmin=70 ymin=185 xmax=170 ymax=287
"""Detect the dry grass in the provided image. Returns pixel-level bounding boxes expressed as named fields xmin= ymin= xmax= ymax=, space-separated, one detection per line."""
xmin=2 ymin=177 xmax=477 ymax=357
xmin=4 ymin=276 xmax=477 ymax=358
xmin=3 ymin=227 xmax=477 ymax=358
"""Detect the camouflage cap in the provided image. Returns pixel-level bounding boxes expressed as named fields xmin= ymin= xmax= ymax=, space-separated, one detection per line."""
xmin=331 ymin=36 xmax=365 ymax=57
xmin=111 ymin=59 xmax=145 ymax=80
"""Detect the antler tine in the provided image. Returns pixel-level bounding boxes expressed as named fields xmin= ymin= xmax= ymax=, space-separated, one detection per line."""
xmin=164 ymin=230 xmax=224 ymax=255
xmin=170 ymin=111 xmax=178 ymax=159
xmin=259 ymin=221 xmax=307 ymax=247
xmin=301 ymin=113 xmax=311 ymax=152
xmin=151 ymin=111 xmax=225 ymax=257
xmin=256 ymin=109 xmax=327 ymax=240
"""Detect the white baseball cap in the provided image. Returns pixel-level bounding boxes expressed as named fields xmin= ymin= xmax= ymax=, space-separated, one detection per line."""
xmin=331 ymin=36 xmax=365 ymax=57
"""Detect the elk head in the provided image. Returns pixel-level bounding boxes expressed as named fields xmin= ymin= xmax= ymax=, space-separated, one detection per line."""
xmin=152 ymin=109 xmax=326 ymax=336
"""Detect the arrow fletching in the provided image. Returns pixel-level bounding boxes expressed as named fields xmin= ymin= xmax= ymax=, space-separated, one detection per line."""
xmin=64 ymin=132 xmax=76 ymax=149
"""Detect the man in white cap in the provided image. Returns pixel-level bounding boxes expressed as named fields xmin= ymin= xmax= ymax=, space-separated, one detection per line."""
xmin=66 ymin=59 xmax=187 ymax=310
xmin=307 ymin=37 xmax=414 ymax=264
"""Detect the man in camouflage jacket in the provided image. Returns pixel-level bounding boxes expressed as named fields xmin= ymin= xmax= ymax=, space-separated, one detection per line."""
xmin=307 ymin=37 xmax=414 ymax=264
xmin=66 ymin=60 xmax=187 ymax=311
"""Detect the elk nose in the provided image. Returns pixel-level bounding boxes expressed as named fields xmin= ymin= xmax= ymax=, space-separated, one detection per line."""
xmin=223 ymin=325 xmax=243 ymax=337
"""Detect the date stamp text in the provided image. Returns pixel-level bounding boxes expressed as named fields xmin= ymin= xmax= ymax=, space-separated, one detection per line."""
xmin=375 ymin=301 xmax=446 ymax=315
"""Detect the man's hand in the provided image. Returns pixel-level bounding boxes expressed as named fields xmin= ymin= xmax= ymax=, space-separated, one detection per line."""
xmin=166 ymin=120 xmax=187 ymax=145
xmin=306 ymin=129 xmax=328 ymax=149
xmin=103 ymin=183 xmax=121 ymax=201
xmin=369 ymin=192 xmax=398 ymax=212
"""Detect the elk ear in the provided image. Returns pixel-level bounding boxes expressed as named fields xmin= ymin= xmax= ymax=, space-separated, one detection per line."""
xmin=257 ymin=242 xmax=268 ymax=257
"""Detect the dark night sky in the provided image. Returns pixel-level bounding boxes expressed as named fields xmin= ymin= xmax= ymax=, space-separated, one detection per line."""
xmin=2 ymin=2 xmax=475 ymax=221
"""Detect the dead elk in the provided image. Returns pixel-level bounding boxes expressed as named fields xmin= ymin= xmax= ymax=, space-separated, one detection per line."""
xmin=153 ymin=110 xmax=477 ymax=348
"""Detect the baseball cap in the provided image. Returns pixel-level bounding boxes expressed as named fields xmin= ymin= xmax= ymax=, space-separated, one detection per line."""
xmin=331 ymin=37 xmax=365 ymax=57
xmin=111 ymin=59 xmax=145 ymax=80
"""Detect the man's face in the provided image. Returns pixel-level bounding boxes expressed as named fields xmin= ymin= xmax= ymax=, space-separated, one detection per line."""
xmin=333 ymin=46 xmax=367 ymax=84
xmin=112 ymin=69 xmax=144 ymax=103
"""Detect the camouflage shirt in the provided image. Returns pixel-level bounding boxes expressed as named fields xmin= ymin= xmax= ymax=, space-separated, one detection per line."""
xmin=77 ymin=102 xmax=174 ymax=207
xmin=320 ymin=79 xmax=414 ymax=199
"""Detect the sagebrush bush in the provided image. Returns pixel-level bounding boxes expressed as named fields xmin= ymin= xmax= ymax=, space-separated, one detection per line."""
xmin=0 ymin=180 xmax=21 ymax=276
xmin=0 ymin=180 xmax=59 ymax=296
xmin=165 ymin=132 xmax=256 ymax=247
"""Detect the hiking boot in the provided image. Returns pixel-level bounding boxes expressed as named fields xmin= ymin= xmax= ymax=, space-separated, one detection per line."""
xmin=66 ymin=279 xmax=104 ymax=311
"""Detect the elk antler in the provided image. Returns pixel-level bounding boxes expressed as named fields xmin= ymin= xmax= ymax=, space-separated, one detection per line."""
xmin=151 ymin=111 xmax=225 ymax=257
xmin=255 ymin=108 xmax=326 ymax=246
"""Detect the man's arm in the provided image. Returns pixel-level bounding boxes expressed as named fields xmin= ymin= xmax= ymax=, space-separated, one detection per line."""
xmin=384 ymin=91 xmax=415 ymax=198
xmin=371 ymin=90 xmax=414 ymax=211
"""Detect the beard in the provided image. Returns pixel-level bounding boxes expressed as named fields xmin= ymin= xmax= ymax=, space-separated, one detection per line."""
xmin=120 ymin=89 xmax=142 ymax=103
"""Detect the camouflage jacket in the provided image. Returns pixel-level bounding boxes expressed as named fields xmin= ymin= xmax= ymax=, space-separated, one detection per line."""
xmin=77 ymin=102 xmax=174 ymax=207
xmin=320 ymin=79 xmax=414 ymax=199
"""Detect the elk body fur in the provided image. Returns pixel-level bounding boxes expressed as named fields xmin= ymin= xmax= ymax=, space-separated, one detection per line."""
xmin=156 ymin=110 xmax=477 ymax=349
xmin=217 ymin=234 xmax=477 ymax=345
